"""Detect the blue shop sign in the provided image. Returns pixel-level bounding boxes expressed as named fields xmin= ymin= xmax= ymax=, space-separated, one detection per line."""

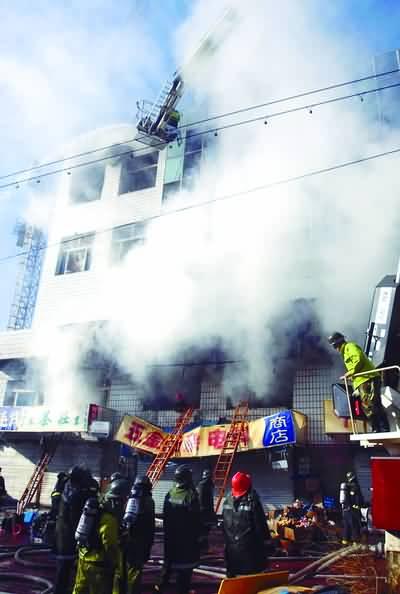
xmin=263 ymin=410 xmax=296 ymax=447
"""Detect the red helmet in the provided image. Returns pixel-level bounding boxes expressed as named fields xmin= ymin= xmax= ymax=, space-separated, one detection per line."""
xmin=231 ymin=472 xmax=251 ymax=498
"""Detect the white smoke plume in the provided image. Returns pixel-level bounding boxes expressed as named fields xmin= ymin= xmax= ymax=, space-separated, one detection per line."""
xmin=33 ymin=0 xmax=400 ymax=405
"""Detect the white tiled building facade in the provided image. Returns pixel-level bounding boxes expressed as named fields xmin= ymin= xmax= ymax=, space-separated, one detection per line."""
xmin=0 ymin=123 xmax=376 ymax=509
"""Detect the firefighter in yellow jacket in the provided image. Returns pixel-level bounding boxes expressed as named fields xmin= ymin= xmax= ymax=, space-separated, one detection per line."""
xmin=328 ymin=332 xmax=389 ymax=432
xmin=73 ymin=479 xmax=130 ymax=594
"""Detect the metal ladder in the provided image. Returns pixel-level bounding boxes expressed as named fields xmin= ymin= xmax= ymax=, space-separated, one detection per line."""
xmin=140 ymin=79 xmax=175 ymax=132
xmin=146 ymin=407 xmax=194 ymax=486
xmin=213 ymin=401 xmax=249 ymax=513
xmin=17 ymin=435 xmax=61 ymax=515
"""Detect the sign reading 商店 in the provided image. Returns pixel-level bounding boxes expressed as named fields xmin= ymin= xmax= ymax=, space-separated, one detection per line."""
xmin=0 ymin=405 xmax=89 ymax=432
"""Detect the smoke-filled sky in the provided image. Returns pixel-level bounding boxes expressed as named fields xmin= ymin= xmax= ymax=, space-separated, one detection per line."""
xmin=1 ymin=0 xmax=400 ymax=404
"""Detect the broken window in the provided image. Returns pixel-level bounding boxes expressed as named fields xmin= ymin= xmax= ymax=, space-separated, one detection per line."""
xmin=119 ymin=152 xmax=159 ymax=195
xmin=3 ymin=389 xmax=39 ymax=407
xmin=111 ymin=222 xmax=146 ymax=262
xmin=55 ymin=233 xmax=94 ymax=275
xmin=162 ymin=128 xmax=209 ymax=200
xmin=70 ymin=164 xmax=105 ymax=203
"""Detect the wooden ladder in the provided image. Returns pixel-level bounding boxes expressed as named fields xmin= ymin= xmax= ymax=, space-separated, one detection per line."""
xmin=213 ymin=401 xmax=249 ymax=513
xmin=17 ymin=435 xmax=60 ymax=515
xmin=146 ymin=407 xmax=194 ymax=486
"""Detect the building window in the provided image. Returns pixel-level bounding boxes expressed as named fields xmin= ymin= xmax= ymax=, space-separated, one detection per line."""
xmin=111 ymin=222 xmax=146 ymax=262
xmin=70 ymin=164 xmax=105 ymax=203
xmin=162 ymin=128 xmax=209 ymax=201
xmin=3 ymin=389 xmax=39 ymax=407
xmin=55 ymin=233 xmax=94 ymax=275
xmin=119 ymin=152 xmax=159 ymax=195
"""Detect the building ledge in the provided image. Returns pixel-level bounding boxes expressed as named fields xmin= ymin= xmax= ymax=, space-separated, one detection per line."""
xmin=0 ymin=329 xmax=34 ymax=360
xmin=350 ymin=431 xmax=400 ymax=446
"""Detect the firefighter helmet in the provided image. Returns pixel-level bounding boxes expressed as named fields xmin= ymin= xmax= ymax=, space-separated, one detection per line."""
xmin=174 ymin=465 xmax=192 ymax=486
xmin=346 ymin=471 xmax=356 ymax=482
xmin=110 ymin=472 xmax=124 ymax=483
xmin=107 ymin=478 xmax=130 ymax=498
xmin=133 ymin=475 xmax=152 ymax=495
xmin=202 ymin=469 xmax=212 ymax=480
xmin=231 ymin=472 xmax=251 ymax=498
xmin=328 ymin=332 xmax=345 ymax=348
xmin=69 ymin=465 xmax=86 ymax=486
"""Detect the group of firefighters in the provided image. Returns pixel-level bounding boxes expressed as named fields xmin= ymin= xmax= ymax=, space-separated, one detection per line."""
xmin=34 ymin=331 xmax=390 ymax=593
xmin=50 ymin=464 xmax=270 ymax=594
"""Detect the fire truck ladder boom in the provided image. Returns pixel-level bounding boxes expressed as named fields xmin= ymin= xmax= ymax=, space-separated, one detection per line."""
xmin=146 ymin=407 xmax=195 ymax=486
xmin=17 ymin=435 xmax=61 ymax=515
xmin=136 ymin=7 xmax=237 ymax=145
xmin=213 ymin=401 xmax=249 ymax=513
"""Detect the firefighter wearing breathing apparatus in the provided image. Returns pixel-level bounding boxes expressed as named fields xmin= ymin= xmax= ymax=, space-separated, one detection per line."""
xmin=72 ymin=478 xmax=130 ymax=594
xmin=54 ymin=466 xmax=92 ymax=594
xmin=339 ymin=471 xmax=364 ymax=545
xmin=328 ymin=332 xmax=389 ymax=432
xmin=154 ymin=464 xmax=200 ymax=594
xmin=118 ymin=475 xmax=155 ymax=594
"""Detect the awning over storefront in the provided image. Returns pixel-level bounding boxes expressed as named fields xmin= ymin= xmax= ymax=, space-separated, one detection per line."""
xmin=115 ymin=409 xmax=307 ymax=457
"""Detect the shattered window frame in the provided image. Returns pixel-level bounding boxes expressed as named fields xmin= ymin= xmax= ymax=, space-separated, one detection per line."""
xmin=69 ymin=163 xmax=105 ymax=204
xmin=119 ymin=151 xmax=159 ymax=195
xmin=55 ymin=233 xmax=95 ymax=275
xmin=111 ymin=222 xmax=146 ymax=262
xmin=4 ymin=389 xmax=39 ymax=407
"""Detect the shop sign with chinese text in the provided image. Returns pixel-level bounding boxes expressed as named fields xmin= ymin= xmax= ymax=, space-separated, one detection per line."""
xmin=116 ymin=409 xmax=307 ymax=457
xmin=262 ymin=410 xmax=296 ymax=447
xmin=0 ymin=405 xmax=88 ymax=432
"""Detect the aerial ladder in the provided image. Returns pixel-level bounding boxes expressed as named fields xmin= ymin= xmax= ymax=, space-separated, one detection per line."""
xmin=146 ymin=406 xmax=195 ymax=486
xmin=136 ymin=7 xmax=238 ymax=146
xmin=17 ymin=435 xmax=61 ymax=516
xmin=213 ymin=401 xmax=249 ymax=513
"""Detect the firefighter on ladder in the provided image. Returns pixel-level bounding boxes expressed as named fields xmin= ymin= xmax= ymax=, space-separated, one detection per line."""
xmin=328 ymin=331 xmax=389 ymax=432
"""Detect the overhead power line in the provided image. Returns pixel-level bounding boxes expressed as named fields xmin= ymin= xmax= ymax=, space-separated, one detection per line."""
xmin=1 ymin=143 xmax=399 ymax=265
xmin=1 ymin=66 xmax=399 ymax=184
xmin=1 ymin=79 xmax=400 ymax=192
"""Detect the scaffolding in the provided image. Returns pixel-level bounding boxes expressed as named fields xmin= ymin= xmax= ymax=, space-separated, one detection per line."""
xmin=213 ymin=401 xmax=249 ymax=513
xmin=8 ymin=222 xmax=46 ymax=330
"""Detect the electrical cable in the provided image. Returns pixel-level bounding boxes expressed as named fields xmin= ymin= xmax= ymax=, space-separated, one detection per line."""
xmin=0 ymin=67 xmax=399 ymax=186
xmin=2 ymin=79 xmax=400 ymax=191
xmin=0 ymin=142 xmax=399 ymax=266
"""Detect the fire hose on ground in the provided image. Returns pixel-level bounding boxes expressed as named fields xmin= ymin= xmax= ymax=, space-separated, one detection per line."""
xmin=289 ymin=545 xmax=361 ymax=584
xmin=14 ymin=545 xmax=54 ymax=569
xmin=0 ymin=572 xmax=53 ymax=593
xmin=0 ymin=545 xmax=54 ymax=593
